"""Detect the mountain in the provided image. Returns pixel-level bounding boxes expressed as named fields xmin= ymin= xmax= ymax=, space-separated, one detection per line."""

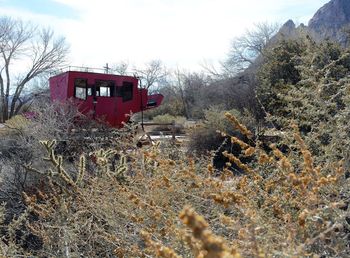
xmin=308 ymin=0 xmax=350 ymax=45
xmin=276 ymin=0 xmax=350 ymax=46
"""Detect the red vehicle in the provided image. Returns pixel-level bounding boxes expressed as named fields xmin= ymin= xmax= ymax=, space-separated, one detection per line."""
xmin=49 ymin=70 xmax=163 ymax=127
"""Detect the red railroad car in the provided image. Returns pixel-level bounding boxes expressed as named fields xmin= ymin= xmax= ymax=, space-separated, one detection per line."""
xmin=49 ymin=70 xmax=163 ymax=127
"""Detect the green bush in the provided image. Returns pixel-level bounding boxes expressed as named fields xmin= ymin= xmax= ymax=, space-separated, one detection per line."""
xmin=152 ymin=114 xmax=186 ymax=125
xmin=258 ymin=37 xmax=350 ymax=164
xmin=188 ymin=106 xmax=256 ymax=154
xmin=150 ymin=114 xmax=187 ymax=134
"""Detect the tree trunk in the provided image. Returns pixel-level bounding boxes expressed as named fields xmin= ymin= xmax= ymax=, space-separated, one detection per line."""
xmin=0 ymin=74 xmax=4 ymax=123
xmin=2 ymin=59 xmax=11 ymax=121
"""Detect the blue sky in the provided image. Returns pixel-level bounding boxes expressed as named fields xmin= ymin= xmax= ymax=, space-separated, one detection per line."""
xmin=0 ymin=0 xmax=331 ymax=71
xmin=1 ymin=0 xmax=76 ymax=18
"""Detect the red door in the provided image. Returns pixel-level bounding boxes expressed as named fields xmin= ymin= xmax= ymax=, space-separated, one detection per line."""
xmin=94 ymin=80 xmax=117 ymax=126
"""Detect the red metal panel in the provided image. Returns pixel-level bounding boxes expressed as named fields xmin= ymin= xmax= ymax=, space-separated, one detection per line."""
xmin=145 ymin=94 xmax=164 ymax=110
xmin=49 ymin=72 xmax=69 ymax=101
xmin=95 ymin=96 xmax=116 ymax=126
xmin=49 ymin=71 xmax=163 ymax=128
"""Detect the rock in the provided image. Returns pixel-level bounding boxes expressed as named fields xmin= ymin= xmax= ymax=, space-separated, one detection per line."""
xmin=309 ymin=0 xmax=350 ymax=28
xmin=279 ymin=19 xmax=296 ymax=37
xmin=274 ymin=0 xmax=350 ymax=46
xmin=271 ymin=19 xmax=306 ymax=43
xmin=308 ymin=0 xmax=350 ymax=45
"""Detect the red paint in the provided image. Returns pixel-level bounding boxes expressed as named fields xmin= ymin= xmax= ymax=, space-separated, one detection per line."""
xmin=49 ymin=71 xmax=163 ymax=127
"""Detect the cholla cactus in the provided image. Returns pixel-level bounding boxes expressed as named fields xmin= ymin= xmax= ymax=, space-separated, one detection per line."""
xmin=76 ymin=155 xmax=86 ymax=185
xmin=90 ymin=149 xmax=128 ymax=181
xmin=40 ymin=140 xmax=77 ymax=187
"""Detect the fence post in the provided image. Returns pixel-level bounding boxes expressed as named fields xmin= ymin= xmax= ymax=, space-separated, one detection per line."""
xmin=171 ymin=120 xmax=176 ymax=141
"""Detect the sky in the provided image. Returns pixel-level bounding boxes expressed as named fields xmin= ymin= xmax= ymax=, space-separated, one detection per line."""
xmin=0 ymin=0 xmax=331 ymax=71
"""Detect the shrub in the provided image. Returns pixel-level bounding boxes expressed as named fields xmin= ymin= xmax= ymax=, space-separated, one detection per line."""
xmin=258 ymin=37 xmax=350 ymax=165
xmin=152 ymin=114 xmax=186 ymax=125
xmin=1 ymin=112 xmax=347 ymax=257
xmin=0 ymin=100 xmax=138 ymax=251
xmin=143 ymin=98 xmax=186 ymax=120
xmin=150 ymin=114 xmax=186 ymax=134
xmin=0 ymin=45 xmax=349 ymax=256
xmin=188 ymin=107 xmax=257 ymax=172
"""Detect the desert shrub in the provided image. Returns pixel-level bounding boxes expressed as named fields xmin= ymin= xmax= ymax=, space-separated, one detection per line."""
xmin=0 ymin=203 xmax=27 ymax=257
xmin=143 ymin=98 xmax=186 ymax=120
xmin=0 ymin=100 xmax=139 ymax=252
xmin=1 ymin=112 xmax=346 ymax=257
xmin=152 ymin=114 xmax=186 ymax=125
xmin=189 ymin=107 xmax=255 ymax=154
xmin=258 ymin=37 xmax=350 ymax=166
xmin=151 ymin=114 xmax=186 ymax=134
xmin=188 ymin=107 xmax=256 ymax=174
xmin=1 ymin=37 xmax=349 ymax=256
xmin=0 ymin=101 xmax=81 ymax=185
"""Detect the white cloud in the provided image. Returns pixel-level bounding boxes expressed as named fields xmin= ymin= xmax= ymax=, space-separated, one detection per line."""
xmin=1 ymin=0 xmax=330 ymax=71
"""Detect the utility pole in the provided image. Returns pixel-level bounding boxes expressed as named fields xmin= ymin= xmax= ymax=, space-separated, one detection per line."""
xmin=104 ymin=63 xmax=110 ymax=74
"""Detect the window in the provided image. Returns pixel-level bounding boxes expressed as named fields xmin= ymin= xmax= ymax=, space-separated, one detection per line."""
xmin=100 ymin=87 xmax=110 ymax=97
xmin=121 ymin=82 xmax=133 ymax=102
xmin=87 ymin=88 xmax=92 ymax=96
xmin=76 ymin=87 xmax=86 ymax=99
xmin=74 ymin=78 xmax=87 ymax=100
xmin=95 ymin=80 xmax=115 ymax=97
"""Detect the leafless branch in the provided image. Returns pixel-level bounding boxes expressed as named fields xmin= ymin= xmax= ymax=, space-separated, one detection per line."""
xmin=134 ymin=60 xmax=168 ymax=90
xmin=0 ymin=17 xmax=68 ymax=122
xmin=224 ymin=22 xmax=279 ymax=76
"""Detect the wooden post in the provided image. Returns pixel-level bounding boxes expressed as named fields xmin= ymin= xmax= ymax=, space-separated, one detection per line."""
xmin=171 ymin=120 xmax=176 ymax=141
xmin=104 ymin=63 xmax=110 ymax=74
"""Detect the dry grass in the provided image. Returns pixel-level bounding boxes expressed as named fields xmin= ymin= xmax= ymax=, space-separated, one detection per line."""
xmin=0 ymin=112 xmax=347 ymax=257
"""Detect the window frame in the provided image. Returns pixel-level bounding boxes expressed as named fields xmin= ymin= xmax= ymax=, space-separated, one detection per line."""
xmin=95 ymin=80 xmax=115 ymax=98
xmin=120 ymin=81 xmax=133 ymax=102
xmin=74 ymin=78 xmax=88 ymax=100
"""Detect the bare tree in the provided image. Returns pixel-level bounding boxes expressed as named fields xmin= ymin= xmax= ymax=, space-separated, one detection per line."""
xmin=200 ymin=59 xmax=223 ymax=78
xmin=172 ymin=69 xmax=190 ymax=118
xmin=134 ymin=60 xmax=168 ymax=90
xmin=168 ymin=69 xmax=212 ymax=119
xmin=224 ymin=22 xmax=279 ymax=74
xmin=112 ymin=61 xmax=129 ymax=75
xmin=0 ymin=16 xmax=69 ymax=122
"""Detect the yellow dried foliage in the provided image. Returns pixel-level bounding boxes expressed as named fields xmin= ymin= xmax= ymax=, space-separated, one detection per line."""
xmin=2 ymin=112 xmax=347 ymax=257
xmin=0 ymin=115 xmax=30 ymax=136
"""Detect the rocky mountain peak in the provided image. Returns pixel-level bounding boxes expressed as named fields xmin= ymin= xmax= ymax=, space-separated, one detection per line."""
xmin=275 ymin=0 xmax=350 ymax=46
xmin=275 ymin=19 xmax=298 ymax=40
xmin=309 ymin=0 xmax=350 ymax=28
xmin=277 ymin=20 xmax=296 ymax=37
xmin=282 ymin=19 xmax=296 ymax=30
xmin=308 ymin=0 xmax=350 ymax=44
